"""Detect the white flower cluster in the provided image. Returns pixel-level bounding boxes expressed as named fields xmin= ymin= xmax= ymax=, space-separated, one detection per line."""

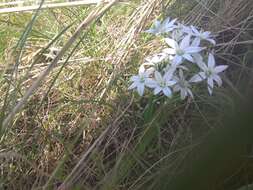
xmin=128 ymin=17 xmax=228 ymax=99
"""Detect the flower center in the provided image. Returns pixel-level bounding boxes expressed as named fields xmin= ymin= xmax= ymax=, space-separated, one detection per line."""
xmin=179 ymin=80 xmax=186 ymax=87
xmin=159 ymin=81 xmax=166 ymax=88
xmin=179 ymin=79 xmax=189 ymax=88
xmin=173 ymin=30 xmax=183 ymax=41
xmin=140 ymin=76 xmax=145 ymax=83
xmin=176 ymin=48 xmax=184 ymax=56
xmin=205 ymin=69 xmax=213 ymax=77
xmin=199 ymin=34 xmax=206 ymax=40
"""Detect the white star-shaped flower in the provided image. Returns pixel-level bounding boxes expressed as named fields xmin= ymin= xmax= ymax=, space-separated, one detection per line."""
xmin=163 ymin=35 xmax=205 ymax=65
xmin=163 ymin=60 xmax=188 ymax=76
xmin=173 ymin=70 xmax=193 ymax=100
xmin=175 ymin=23 xmax=192 ymax=33
xmin=140 ymin=53 xmax=169 ymax=74
xmin=190 ymin=53 xmax=228 ymax=95
xmin=190 ymin=26 xmax=216 ymax=45
xmin=149 ymin=71 xmax=176 ymax=97
xmin=171 ymin=29 xmax=184 ymax=42
xmin=128 ymin=66 xmax=154 ymax=96
xmin=171 ymin=23 xmax=191 ymax=41
xmin=144 ymin=52 xmax=169 ymax=65
xmin=145 ymin=17 xmax=177 ymax=35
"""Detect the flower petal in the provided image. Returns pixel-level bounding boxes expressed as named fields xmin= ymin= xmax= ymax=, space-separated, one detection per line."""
xmin=208 ymin=86 xmax=213 ymax=95
xmin=185 ymin=47 xmax=204 ymax=53
xmin=173 ymin=55 xmax=183 ymax=65
xmin=183 ymin=54 xmax=194 ymax=62
xmin=183 ymin=26 xmax=192 ymax=34
xmin=192 ymin=37 xmax=201 ymax=47
xmin=190 ymin=72 xmax=206 ymax=82
xmin=208 ymin=53 xmax=215 ymax=68
xmin=187 ymin=89 xmax=194 ymax=98
xmin=193 ymin=53 xmax=203 ymax=63
xmin=165 ymin=38 xmax=178 ymax=49
xmin=154 ymin=87 xmax=162 ymax=95
xmin=207 ymin=77 xmax=214 ymax=88
xmin=154 ymin=71 xmax=163 ymax=82
xmin=180 ymin=89 xmax=187 ymax=100
xmin=204 ymin=31 xmax=211 ymax=36
xmin=180 ymin=35 xmax=191 ymax=49
xmin=137 ymin=84 xmax=145 ymax=96
xmin=207 ymin=38 xmax=216 ymax=45
xmin=128 ymin=82 xmax=137 ymax=90
xmin=166 ymin=80 xmax=177 ymax=86
xmin=138 ymin=65 xmax=145 ymax=74
xmin=163 ymin=48 xmax=176 ymax=55
xmin=169 ymin=18 xmax=177 ymax=26
xmin=164 ymin=69 xmax=174 ymax=79
xmin=163 ymin=87 xmax=172 ymax=97
xmin=145 ymin=28 xmax=156 ymax=34
xmin=145 ymin=78 xmax=157 ymax=88
xmin=154 ymin=20 xmax=161 ymax=28
xmin=173 ymin=85 xmax=181 ymax=92
xmin=146 ymin=67 xmax=155 ymax=75
xmin=213 ymin=74 xmax=222 ymax=86
xmin=199 ymin=72 xmax=207 ymax=80
xmin=193 ymin=55 xmax=208 ymax=71
xmin=179 ymin=69 xmax=184 ymax=78
xmin=191 ymin=26 xmax=200 ymax=35
xmin=214 ymin=65 xmax=228 ymax=73
xmin=130 ymin=75 xmax=139 ymax=82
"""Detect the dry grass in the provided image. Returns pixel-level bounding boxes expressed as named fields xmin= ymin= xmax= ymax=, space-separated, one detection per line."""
xmin=2 ymin=0 xmax=118 ymax=129
xmin=0 ymin=0 xmax=110 ymax=14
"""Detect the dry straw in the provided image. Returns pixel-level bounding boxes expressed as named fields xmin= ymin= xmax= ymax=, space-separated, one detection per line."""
xmin=0 ymin=0 xmax=110 ymax=13
xmin=2 ymin=0 xmax=119 ymax=129
xmin=57 ymin=0 xmax=163 ymax=189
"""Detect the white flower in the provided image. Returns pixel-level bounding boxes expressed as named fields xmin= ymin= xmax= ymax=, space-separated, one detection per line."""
xmin=149 ymin=71 xmax=176 ymax=97
xmin=128 ymin=66 xmax=154 ymax=96
xmin=190 ymin=53 xmax=228 ymax=95
xmin=145 ymin=17 xmax=177 ymax=35
xmin=192 ymin=53 xmax=204 ymax=65
xmin=141 ymin=53 xmax=170 ymax=74
xmin=163 ymin=60 xmax=188 ymax=75
xmin=171 ymin=23 xmax=191 ymax=41
xmin=171 ymin=29 xmax=184 ymax=41
xmin=191 ymin=37 xmax=201 ymax=47
xmin=129 ymin=19 xmax=227 ymax=99
xmin=144 ymin=53 xmax=168 ymax=65
xmin=176 ymin=23 xmax=192 ymax=34
xmin=191 ymin=26 xmax=216 ymax=45
xmin=173 ymin=70 xmax=193 ymax=100
xmin=164 ymin=35 xmax=205 ymax=64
